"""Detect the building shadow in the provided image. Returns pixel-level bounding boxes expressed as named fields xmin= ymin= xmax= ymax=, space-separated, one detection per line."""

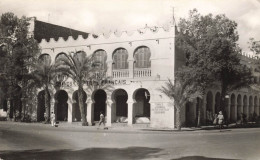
xmin=171 ymin=156 xmax=240 ymax=160
xmin=0 ymin=147 xmax=164 ymax=160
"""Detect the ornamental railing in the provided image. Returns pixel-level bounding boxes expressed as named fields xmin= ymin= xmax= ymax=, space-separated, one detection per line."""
xmin=134 ymin=68 xmax=151 ymax=77
xmin=112 ymin=69 xmax=129 ymax=78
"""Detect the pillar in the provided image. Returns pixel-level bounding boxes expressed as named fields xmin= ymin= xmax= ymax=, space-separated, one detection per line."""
xmin=87 ymin=100 xmax=93 ymax=126
xmin=127 ymin=101 xmax=134 ymax=126
xmin=72 ymin=100 xmax=76 ymax=122
xmin=67 ymin=100 xmax=73 ymax=123
xmin=106 ymin=100 xmax=113 ymax=127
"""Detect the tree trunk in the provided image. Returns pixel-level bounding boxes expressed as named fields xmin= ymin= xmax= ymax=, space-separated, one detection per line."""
xmin=176 ymin=108 xmax=182 ymax=131
xmin=44 ymin=87 xmax=50 ymax=123
xmin=78 ymin=85 xmax=87 ymax=126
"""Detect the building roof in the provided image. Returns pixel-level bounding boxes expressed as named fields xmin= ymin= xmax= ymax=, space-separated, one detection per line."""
xmin=34 ymin=20 xmax=91 ymax=42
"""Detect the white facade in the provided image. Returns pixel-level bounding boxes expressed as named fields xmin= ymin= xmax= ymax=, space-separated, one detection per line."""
xmin=39 ymin=25 xmax=177 ymax=128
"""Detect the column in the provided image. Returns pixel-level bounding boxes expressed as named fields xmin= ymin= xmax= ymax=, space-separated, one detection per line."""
xmin=67 ymin=100 xmax=73 ymax=123
xmin=87 ymin=100 xmax=93 ymax=126
xmin=128 ymin=59 xmax=134 ymax=78
xmin=71 ymin=100 xmax=76 ymax=122
xmin=106 ymin=100 xmax=113 ymax=127
xmin=127 ymin=101 xmax=134 ymax=126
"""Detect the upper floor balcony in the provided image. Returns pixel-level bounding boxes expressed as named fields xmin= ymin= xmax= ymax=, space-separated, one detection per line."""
xmin=112 ymin=68 xmax=151 ymax=79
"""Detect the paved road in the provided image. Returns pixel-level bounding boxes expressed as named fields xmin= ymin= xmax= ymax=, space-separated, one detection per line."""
xmin=0 ymin=122 xmax=260 ymax=160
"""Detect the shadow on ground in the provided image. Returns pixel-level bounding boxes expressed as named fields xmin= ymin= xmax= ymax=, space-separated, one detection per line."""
xmin=0 ymin=147 xmax=164 ymax=160
xmin=171 ymin=156 xmax=240 ymax=160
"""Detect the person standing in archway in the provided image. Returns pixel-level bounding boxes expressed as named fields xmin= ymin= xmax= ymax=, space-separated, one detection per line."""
xmin=98 ymin=111 xmax=106 ymax=129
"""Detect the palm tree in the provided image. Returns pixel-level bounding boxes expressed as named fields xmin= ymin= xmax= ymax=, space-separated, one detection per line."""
xmin=30 ymin=57 xmax=56 ymax=123
xmin=159 ymin=77 xmax=203 ymax=130
xmin=56 ymin=51 xmax=99 ymax=126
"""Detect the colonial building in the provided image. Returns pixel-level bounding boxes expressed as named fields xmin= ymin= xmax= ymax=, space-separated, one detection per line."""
xmin=1 ymin=17 xmax=259 ymax=128
xmin=34 ymin=18 xmax=182 ymax=129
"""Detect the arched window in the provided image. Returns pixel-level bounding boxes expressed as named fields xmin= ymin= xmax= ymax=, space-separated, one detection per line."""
xmin=134 ymin=46 xmax=151 ymax=68
xmin=55 ymin=52 xmax=67 ymax=60
xmin=93 ymin=50 xmax=107 ymax=69
xmin=113 ymin=48 xmax=128 ymax=69
xmin=39 ymin=54 xmax=51 ymax=65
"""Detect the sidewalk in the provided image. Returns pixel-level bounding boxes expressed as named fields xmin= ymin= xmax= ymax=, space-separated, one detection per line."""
xmin=1 ymin=121 xmax=259 ymax=134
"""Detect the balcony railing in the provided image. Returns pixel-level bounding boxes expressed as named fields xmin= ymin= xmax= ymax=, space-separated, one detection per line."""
xmin=113 ymin=69 xmax=129 ymax=78
xmin=134 ymin=68 xmax=151 ymax=77
xmin=112 ymin=68 xmax=152 ymax=78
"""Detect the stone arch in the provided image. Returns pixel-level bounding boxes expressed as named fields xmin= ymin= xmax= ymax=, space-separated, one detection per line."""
xmin=185 ymin=102 xmax=193 ymax=127
xmin=215 ymin=92 xmax=221 ymax=114
xmin=92 ymin=49 xmax=107 ymax=69
xmin=37 ymin=90 xmax=50 ymax=122
xmin=230 ymin=94 xmax=236 ymax=122
xmin=249 ymin=96 xmax=253 ymax=115
xmin=133 ymin=88 xmax=150 ymax=123
xmin=54 ymin=90 xmax=68 ymax=121
xmin=55 ymin=52 xmax=67 ymax=62
xmin=9 ymin=86 xmax=22 ymax=120
xmin=39 ymin=53 xmax=51 ymax=65
xmin=72 ymin=90 xmax=87 ymax=122
xmin=254 ymin=96 xmax=258 ymax=116
xmin=206 ymin=91 xmax=214 ymax=125
xmin=111 ymin=89 xmax=128 ymax=123
xmin=237 ymin=94 xmax=242 ymax=117
xmin=54 ymin=52 xmax=69 ymax=85
xmin=92 ymin=89 xmax=107 ymax=121
xmin=133 ymin=46 xmax=151 ymax=68
xmin=206 ymin=91 xmax=213 ymax=112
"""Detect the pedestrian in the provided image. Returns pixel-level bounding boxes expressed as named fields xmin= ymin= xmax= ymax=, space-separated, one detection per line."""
xmin=98 ymin=111 xmax=106 ymax=129
xmin=217 ymin=111 xmax=224 ymax=131
xmin=51 ymin=112 xmax=56 ymax=127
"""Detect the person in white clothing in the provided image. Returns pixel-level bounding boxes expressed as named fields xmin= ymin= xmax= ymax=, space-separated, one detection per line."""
xmin=217 ymin=111 xmax=224 ymax=131
xmin=51 ymin=112 xmax=56 ymax=127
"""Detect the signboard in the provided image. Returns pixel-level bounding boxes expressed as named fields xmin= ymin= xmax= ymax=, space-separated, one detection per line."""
xmin=57 ymin=79 xmax=130 ymax=88
xmin=152 ymin=103 xmax=169 ymax=114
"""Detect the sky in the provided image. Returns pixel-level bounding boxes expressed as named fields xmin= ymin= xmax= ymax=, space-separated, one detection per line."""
xmin=0 ymin=0 xmax=259 ymax=53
